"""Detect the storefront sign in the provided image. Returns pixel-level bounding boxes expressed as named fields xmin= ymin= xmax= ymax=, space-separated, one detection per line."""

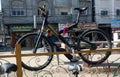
xmin=111 ymin=19 xmax=120 ymax=28
xmin=111 ymin=19 xmax=120 ymax=32
xmin=58 ymin=22 xmax=98 ymax=31
xmin=11 ymin=25 xmax=33 ymax=32
xmin=80 ymin=22 xmax=98 ymax=29
xmin=58 ymin=23 xmax=69 ymax=31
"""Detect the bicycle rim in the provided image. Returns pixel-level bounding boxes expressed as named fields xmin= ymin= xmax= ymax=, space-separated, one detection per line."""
xmin=16 ymin=33 xmax=53 ymax=71
xmin=78 ymin=29 xmax=111 ymax=65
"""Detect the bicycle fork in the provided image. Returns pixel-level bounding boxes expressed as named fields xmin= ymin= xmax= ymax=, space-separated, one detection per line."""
xmin=33 ymin=31 xmax=43 ymax=53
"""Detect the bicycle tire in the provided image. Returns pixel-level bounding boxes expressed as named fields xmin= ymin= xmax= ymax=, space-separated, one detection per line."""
xmin=112 ymin=64 xmax=120 ymax=77
xmin=78 ymin=29 xmax=112 ymax=65
xmin=16 ymin=33 xmax=53 ymax=71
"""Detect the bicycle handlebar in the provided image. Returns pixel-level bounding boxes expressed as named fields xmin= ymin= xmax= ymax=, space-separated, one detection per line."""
xmin=74 ymin=7 xmax=88 ymax=13
xmin=38 ymin=8 xmax=46 ymax=16
xmin=39 ymin=5 xmax=88 ymax=34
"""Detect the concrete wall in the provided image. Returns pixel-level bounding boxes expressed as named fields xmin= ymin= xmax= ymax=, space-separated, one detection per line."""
xmin=95 ymin=0 xmax=120 ymax=24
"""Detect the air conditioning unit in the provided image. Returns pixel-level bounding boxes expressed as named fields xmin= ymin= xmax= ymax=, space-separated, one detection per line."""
xmin=86 ymin=0 xmax=91 ymax=1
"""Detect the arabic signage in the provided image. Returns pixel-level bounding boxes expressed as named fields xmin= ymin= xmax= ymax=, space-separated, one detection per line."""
xmin=11 ymin=25 xmax=33 ymax=32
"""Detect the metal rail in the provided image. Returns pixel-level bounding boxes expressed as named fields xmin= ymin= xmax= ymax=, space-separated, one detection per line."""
xmin=0 ymin=44 xmax=120 ymax=77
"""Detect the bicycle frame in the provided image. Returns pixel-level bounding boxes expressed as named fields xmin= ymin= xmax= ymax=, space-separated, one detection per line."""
xmin=33 ymin=13 xmax=72 ymax=53
xmin=33 ymin=10 xmax=96 ymax=53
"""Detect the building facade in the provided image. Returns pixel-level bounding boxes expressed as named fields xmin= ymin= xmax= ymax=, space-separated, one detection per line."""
xmin=1 ymin=0 xmax=92 ymax=32
xmin=1 ymin=0 xmax=92 ymax=46
xmin=95 ymin=0 xmax=120 ymax=25
xmin=94 ymin=0 xmax=120 ymax=40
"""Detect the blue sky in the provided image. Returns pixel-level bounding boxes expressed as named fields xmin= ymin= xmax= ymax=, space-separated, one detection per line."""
xmin=0 ymin=0 xmax=1 ymax=10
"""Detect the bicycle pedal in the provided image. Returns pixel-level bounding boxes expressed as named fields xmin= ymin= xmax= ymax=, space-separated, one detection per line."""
xmin=70 ymin=59 xmax=78 ymax=62
xmin=68 ymin=64 xmax=82 ymax=71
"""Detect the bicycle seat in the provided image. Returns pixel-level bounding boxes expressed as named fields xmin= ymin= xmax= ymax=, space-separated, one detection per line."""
xmin=74 ymin=7 xmax=88 ymax=12
xmin=0 ymin=63 xmax=17 ymax=74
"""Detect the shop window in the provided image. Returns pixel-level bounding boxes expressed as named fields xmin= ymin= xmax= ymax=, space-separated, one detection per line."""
xmin=116 ymin=9 xmax=120 ymax=16
xmin=61 ymin=12 xmax=68 ymax=15
xmin=101 ymin=10 xmax=108 ymax=16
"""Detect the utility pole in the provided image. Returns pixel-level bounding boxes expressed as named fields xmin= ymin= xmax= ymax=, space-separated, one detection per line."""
xmin=92 ymin=0 xmax=95 ymax=22
xmin=1 ymin=9 xmax=6 ymax=46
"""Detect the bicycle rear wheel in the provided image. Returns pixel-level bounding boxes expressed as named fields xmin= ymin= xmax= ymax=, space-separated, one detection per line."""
xmin=16 ymin=33 xmax=53 ymax=71
xmin=78 ymin=29 xmax=112 ymax=65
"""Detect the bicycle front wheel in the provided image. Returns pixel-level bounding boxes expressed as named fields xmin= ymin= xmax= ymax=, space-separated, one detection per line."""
xmin=16 ymin=33 xmax=53 ymax=71
xmin=78 ymin=29 xmax=112 ymax=65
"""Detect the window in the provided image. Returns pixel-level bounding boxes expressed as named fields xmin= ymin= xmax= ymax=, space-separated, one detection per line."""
xmin=11 ymin=1 xmax=26 ymax=16
xmin=61 ymin=12 xmax=68 ymax=15
xmin=11 ymin=8 xmax=25 ymax=16
xmin=101 ymin=10 xmax=108 ymax=16
xmin=116 ymin=9 xmax=120 ymax=16
xmin=12 ymin=11 xmax=16 ymax=15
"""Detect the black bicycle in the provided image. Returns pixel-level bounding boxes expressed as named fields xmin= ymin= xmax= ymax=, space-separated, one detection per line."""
xmin=16 ymin=5 xmax=112 ymax=71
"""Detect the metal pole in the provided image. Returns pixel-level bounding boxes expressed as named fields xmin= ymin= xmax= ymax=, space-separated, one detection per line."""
xmin=33 ymin=15 xmax=37 ymax=29
xmin=1 ymin=10 xmax=6 ymax=46
xmin=15 ymin=44 xmax=22 ymax=77
xmin=92 ymin=0 xmax=95 ymax=22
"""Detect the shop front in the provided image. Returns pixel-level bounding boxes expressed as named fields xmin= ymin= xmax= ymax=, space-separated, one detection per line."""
xmin=10 ymin=25 xmax=33 ymax=48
